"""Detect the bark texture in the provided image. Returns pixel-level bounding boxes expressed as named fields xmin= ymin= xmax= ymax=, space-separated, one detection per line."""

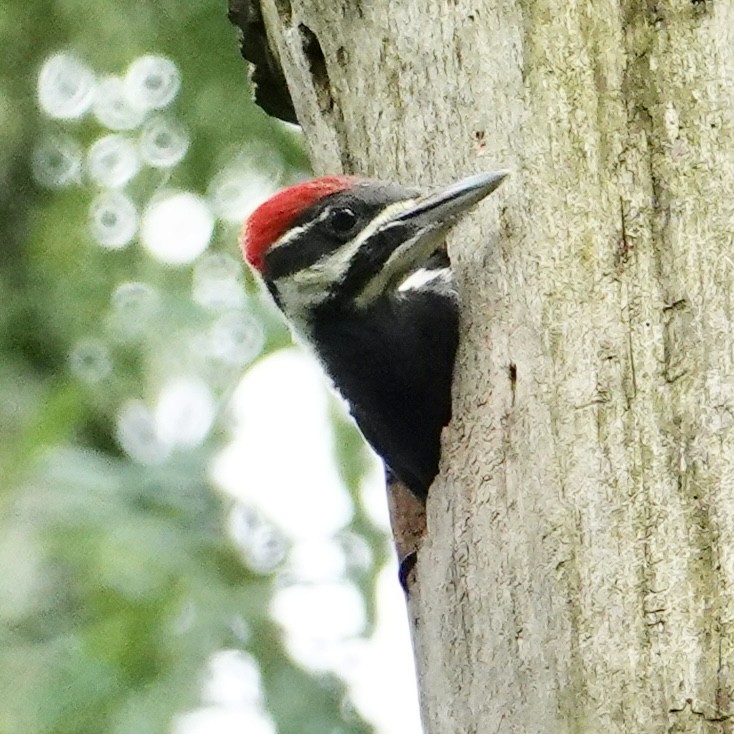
xmin=249 ymin=1 xmax=734 ymax=731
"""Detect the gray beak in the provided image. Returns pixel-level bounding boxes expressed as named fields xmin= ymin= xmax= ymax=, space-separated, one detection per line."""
xmin=396 ymin=170 xmax=509 ymax=229
xmin=350 ymin=170 xmax=509 ymax=305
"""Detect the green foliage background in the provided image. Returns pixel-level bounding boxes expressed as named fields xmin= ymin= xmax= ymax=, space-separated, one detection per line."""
xmin=0 ymin=2 xmax=389 ymax=732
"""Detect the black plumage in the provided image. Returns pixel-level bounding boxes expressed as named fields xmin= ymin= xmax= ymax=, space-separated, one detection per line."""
xmin=312 ymin=285 xmax=457 ymax=499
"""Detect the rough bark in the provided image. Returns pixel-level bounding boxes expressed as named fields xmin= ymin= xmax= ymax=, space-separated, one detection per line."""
xmin=236 ymin=1 xmax=734 ymax=732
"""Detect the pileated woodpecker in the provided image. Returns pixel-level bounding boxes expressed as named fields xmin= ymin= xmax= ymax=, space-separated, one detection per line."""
xmin=241 ymin=171 xmax=507 ymax=500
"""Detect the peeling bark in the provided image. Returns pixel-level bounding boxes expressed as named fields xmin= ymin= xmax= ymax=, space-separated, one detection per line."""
xmin=237 ymin=1 xmax=734 ymax=732
xmin=228 ymin=0 xmax=297 ymax=123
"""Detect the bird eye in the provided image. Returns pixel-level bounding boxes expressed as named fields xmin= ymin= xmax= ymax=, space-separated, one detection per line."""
xmin=326 ymin=207 xmax=358 ymax=235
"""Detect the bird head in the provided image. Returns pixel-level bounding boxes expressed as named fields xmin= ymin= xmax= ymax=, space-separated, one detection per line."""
xmin=241 ymin=171 xmax=508 ymax=321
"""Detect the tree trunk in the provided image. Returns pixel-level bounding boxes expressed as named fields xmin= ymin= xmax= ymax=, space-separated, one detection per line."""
xmin=236 ymin=1 xmax=734 ymax=731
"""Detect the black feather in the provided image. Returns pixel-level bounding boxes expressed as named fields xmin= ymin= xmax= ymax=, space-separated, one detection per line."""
xmin=312 ymin=287 xmax=457 ymax=498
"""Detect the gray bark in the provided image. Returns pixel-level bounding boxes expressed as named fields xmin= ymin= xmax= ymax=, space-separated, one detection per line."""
xmin=249 ymin=1 xmax=734 ymax=731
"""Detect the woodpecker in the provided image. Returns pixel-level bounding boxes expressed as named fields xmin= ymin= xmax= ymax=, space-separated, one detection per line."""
xmin=241 ymin=171 xmax=507 ymax=500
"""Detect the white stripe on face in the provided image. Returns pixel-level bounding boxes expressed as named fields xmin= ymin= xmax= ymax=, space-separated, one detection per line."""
xmin=269 ymin=207 xmax=331 ymax=252
xmin=274 ymin=198 xmax=419 ymax=321
xmin=352 ymin=221 xmax=448 ymax=308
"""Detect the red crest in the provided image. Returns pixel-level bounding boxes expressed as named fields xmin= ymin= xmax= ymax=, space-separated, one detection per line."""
xmin=241 ymin=176 xmax=356 ymax=271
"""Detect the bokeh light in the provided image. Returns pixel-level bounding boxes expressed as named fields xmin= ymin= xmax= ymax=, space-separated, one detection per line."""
xmin=89 ymin=190 xmax=138 ymax=249
xmin=115 ymin=399 xmax=171 ymax=465
xmin=87 ymin=133 xmax=141 ymax=188
xmin=192 ymin=253 xmax=245 ymax=310
xmin=139 ymin=115 xmax=189 ymax=168
xmin=154 ymin=377 xmax=216 ymax=449
xmin=227 ymin=506 xmax=288 ymax=575
xmin=208 ymin=147 xmax=283 ymax=223
xmin=125 ymin=54 xmax=181 ymax=111
xmin=93 ymin=76 xmax=146 ymax=130
xmin=37 ymin=53 xmax=96 ymax=120
xmin=68 ymin=338 xmax=113 ymax=384
xmin=205 ymin=311 xmax=265 ymax=366
xmin=107 ymin=281 xmax=161 ymax=341
xmin=141 ymin=191 xmax=214 ymax=264
xmin=32 ymin=133 xmax=83 ymax=188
